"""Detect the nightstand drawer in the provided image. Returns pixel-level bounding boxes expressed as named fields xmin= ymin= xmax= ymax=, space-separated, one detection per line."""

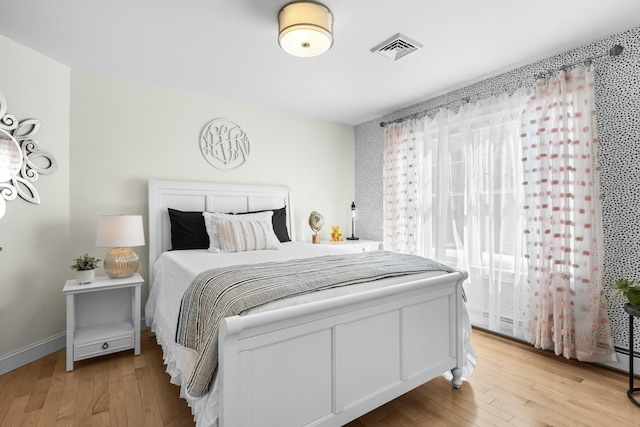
xmin=75 ymin=333 xmax=133 ymax=359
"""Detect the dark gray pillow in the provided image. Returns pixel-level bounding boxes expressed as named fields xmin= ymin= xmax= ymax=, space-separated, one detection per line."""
xmin=168 ymin=208 xmax=210 ymax=250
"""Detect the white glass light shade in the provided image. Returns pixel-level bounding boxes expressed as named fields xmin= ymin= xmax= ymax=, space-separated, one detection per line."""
xmin=278 ymin=2 xmax=333 ymax=57
xmin=96 ymin=215 xmax=145 ymax=278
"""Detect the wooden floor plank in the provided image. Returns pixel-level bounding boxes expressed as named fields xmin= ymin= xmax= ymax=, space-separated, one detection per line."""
xmin=36 ymin=351 xmax=66 ymax=427
xmin=2 ymin=328 xmax=639 ymax=426
xmin=73 ymin=375 xmax=94 ymax=426
xmin=91 ymin=410 xmax=109 ymax=427
xmin=0 ymin=396 xmax=29 ymax=427
xmin=54 ymin=369 xmax=79 ymax=426
xmin=91 ymin=369 xmax=109 ymax=416
xmin=19 ymin=408 xmax=41 ymax=427
xmin=0 ymin=368 xmax=22 ymax=425
xmin=122 ymin=369 xmax=144 ymax=426
xmin=13 ymin=359 xmax=41 ymax=399
xmin=135 ymin=366 xmax=167 ymax=427
xmin=107 ymin=359 xmax=128 ymax=427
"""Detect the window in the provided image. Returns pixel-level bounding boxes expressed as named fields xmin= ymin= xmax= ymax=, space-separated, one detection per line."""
xmin=385 ymin=90 xmax=530 ymax=337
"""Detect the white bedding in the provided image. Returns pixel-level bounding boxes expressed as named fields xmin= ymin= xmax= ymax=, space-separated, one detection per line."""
xmin=145 ymin=242 xmax=473 ymax=426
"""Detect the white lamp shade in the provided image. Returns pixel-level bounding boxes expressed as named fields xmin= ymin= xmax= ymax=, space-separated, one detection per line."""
xmin=95 ymin=215 xmax=145 ymax=248
xmin=278 ymin=2 xmax=333 ymax=57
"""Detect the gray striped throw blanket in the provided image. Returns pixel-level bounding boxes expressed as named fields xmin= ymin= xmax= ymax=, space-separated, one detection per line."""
xmin=176 ymin=250 xmax=455 ymax=397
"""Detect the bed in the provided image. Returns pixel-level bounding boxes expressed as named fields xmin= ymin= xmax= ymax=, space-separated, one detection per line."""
xmin=145 ymin=179 xmax=473 ymax=427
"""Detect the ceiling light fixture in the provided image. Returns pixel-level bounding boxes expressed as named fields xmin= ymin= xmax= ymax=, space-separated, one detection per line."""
xmin=278 ymin=1 xmax=333 ymax=57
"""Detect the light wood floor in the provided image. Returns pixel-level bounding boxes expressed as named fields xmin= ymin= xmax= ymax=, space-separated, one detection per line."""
xmin=1 ymin=328 xmax=638 ymax=426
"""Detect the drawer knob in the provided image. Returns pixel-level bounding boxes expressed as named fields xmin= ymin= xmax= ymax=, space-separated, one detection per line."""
xmin=102 ymin=342 xmax=109 ymax=350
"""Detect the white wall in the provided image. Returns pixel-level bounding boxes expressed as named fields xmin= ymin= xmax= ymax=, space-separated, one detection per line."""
xmin=0 ymin=34 xmax=71 ymax=357
xmin=70 ymin=70 xmax=355 ymax=308
xmin=0 ymin=37 xmax=355 ymax=369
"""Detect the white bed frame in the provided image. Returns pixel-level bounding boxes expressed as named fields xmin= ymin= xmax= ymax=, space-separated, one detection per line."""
xmin=148 ymin=179 xmax=468 ymax=427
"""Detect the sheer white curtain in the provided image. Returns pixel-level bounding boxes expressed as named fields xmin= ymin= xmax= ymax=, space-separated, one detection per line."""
xmin=384 ymin=117 xmax=478 ymax=376
xmin=521 ymin=66 xmax=616 ymax=361
xmin=383 ymin=90 xmax=530 ymax=337
xmin=423 ymin=90 xmax=530 ymax=337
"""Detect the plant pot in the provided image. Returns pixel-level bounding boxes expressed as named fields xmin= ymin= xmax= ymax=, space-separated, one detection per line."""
xmin=628 ymin=288 xmax=640 ymax=306
xmin=76 ymin=269 xmax=95 ymax=284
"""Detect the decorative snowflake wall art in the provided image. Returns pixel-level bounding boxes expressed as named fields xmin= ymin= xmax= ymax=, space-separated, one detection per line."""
xmin=0 ymin=91 xmax=58 ymax=219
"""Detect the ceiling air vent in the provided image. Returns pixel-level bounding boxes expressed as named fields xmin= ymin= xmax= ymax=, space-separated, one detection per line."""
xmin=371 ymin=33 xmax=423 ymax=61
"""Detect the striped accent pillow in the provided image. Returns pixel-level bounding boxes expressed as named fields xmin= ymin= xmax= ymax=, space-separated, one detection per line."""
xmin=216 ymin=220 xmax=281 ymax=252
xmin=203 ymin=211 xmax=273 ymax=253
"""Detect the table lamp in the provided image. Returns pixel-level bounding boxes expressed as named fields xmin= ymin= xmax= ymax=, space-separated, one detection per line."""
xmin=95 ymin=215 xmax=145 ymax=278
xmin=347 ymin=201 xmax=359 ymax=240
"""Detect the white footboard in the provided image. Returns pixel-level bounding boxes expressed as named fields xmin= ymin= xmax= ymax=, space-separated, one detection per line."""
xmin=218 ymin=271 xmax=467 ymax=427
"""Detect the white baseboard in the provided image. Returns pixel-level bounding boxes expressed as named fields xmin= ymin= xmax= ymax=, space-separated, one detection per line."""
xmin=472 ymin=323 xmax=640 ymax=377
xmin=0 ymin=317 xmax=147 ymax=376
xmin=0 ymin=332 xmax=66 ymax=376
xmin=604 ymin=348 xmax=640 ymax=377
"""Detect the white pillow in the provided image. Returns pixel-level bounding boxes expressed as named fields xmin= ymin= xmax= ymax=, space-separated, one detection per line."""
xmin=217 ymin=220 xmax=281 ymax=252
xmin=202 ymin=211 xmax=273 ymax=253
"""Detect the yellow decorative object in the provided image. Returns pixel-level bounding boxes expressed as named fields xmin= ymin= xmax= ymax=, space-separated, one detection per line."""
xmin=330 ymin=226 xmax=343 ymax=242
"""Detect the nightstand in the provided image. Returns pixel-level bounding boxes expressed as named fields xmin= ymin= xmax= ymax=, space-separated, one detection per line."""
xmin=63 ymin=273 xmax=143 ymax=371
xmin=320 ymin=239 xmax=382 ymax=253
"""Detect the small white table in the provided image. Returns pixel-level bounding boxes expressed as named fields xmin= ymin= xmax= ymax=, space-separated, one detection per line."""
xmin=624 ymin=303 xmax=640 ymax=407
xmin=320 ymin=239 xmax=382 ymax=253
xmin=63 ymin=273 xmax=143 ymax=371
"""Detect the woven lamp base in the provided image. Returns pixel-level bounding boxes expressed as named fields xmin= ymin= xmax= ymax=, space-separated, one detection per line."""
xmin=104 ymin=247 xmax=139 ymax=279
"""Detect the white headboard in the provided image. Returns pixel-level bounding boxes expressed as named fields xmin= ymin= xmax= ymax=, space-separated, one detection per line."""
xmin=148 ymin=179 xmax=295 ymax=287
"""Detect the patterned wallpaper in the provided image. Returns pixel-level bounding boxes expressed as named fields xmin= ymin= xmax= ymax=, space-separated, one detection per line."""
xmin=354 ymin=26 xmax=640 ymax=350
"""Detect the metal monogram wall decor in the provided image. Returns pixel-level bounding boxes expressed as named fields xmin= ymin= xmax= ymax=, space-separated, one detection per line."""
xmin=200 ymin=118 xmax=250 ymax=170
xmin=0 ymin=91 xmax=58 ymax=219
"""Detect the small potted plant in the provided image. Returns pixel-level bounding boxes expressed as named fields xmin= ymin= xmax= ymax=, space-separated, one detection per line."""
xmin=612 ymin=279 xmax=640 ymax=307
xmin=71 ymin=253 xmax=101 ymax=284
